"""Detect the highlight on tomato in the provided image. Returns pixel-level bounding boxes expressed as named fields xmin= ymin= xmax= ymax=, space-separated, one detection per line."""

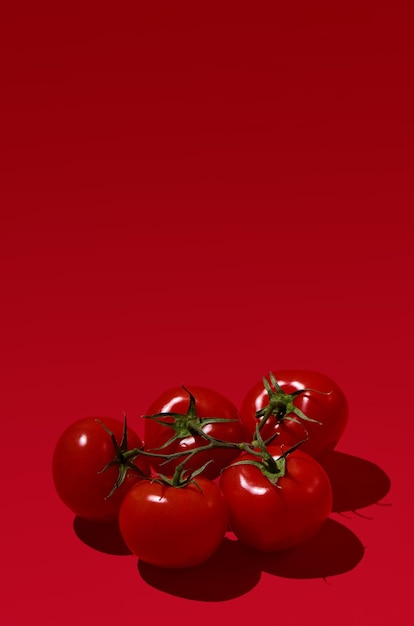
xmin=52 ymin=415 xmax=150 ymax=522
xmin=240 ymin=370 xmax=348 ymax=459
xmin=143 ymin=385 xmax=248 ymax=480
xmin=219 ymin=443 xmax=333 ymax=552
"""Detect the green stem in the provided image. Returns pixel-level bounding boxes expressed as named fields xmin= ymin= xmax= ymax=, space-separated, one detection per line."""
xmin=124 ymin=435 xmax=246 ymax=465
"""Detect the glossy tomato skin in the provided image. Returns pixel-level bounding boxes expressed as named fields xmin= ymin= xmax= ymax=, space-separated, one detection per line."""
xmin=143 ymin=386 xmax=247 ymax=480
xmin=52 ymin=417 xmax=150 ymax=522
xmin=240 ymin=370 xmax=348 ymax=459
xmin=118 ymin=477 xmax=229 ymax=568
xmin=219 ymin=447 xmax=332 ymax=552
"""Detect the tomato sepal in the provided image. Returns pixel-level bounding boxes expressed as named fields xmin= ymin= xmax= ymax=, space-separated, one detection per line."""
xmin=257 ymin=371 xmax=331 ymax=428
xmin=156 ymin=461 xmax=214 ymax=491
xmin=223 ymin=424 xmax=309 ymax=486
xmin=96 ymin=414 xmax=147 ymax=499
xmin=223 ymin=457 xmax=287 ymax=486
xmin=143 ymin=385 xmax=239 ymax=452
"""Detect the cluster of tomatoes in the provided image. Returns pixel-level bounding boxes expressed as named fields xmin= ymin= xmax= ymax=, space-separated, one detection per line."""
xmin=52 ymin=370 xmax=349 ymax=568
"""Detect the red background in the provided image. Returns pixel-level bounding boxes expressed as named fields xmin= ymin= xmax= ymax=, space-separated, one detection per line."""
xmin=1 ymin=2 xmax=412 ymax=624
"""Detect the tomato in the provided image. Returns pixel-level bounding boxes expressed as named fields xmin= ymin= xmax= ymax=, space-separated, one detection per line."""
xmin=52 ymin=416 xmax=150 ymax=522
xmin=143 ymin=385 xmax=247 ymax=480
xmin=118 ymin=476 xmax=229 ymax=568
xmin=240 ymin=370 xmax=348 ymax=459
xmin=219 ymin=447 xmax=332 ymax=552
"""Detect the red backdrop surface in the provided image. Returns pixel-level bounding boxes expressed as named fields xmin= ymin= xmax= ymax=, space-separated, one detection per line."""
xmin=1 ymin=2 xmax=412 ymax=624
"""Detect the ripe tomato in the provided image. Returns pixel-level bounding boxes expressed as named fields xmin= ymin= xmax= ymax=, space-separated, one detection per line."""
xmin=52 ymin=416 xmax=150 ymax=522
xmin=118 ymin=476 xmax=229 ymax=568
xmin=143 ymin=386 xmax=247 ymax=480
xmin=240 ymin=370 xmax=348 ymax=459
xmin=219 ymin=447 xmax=332 ymax=552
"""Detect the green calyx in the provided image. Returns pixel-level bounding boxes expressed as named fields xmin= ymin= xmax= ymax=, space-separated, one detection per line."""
xmin=150 ymin=447 xmax=213 ymax=491
xmin=228 ymin=456 xmax=287 ymax=486
xmin=97 ymin=413 xmax=217 ymax=496
xmin=97 ymin=414 xmax=147 ymax=499
xmin=143 ymin=385 xmax=238 ymax=450
xmin=256 ymin=372 xmax=328 ymax=429
xmin=225 ymin=424 xmax=308 ymax=486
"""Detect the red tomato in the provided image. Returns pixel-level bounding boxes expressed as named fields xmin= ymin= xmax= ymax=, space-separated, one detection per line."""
xmin=143 ymin=386 xmax=247 ymax=480
xmin=219 ymin=447 xmax=332 ymax=552
xmin=240 ymin=370 xmax=348 ymax=459
xmin=118 ymin=476 xmax=229 ymax=568
xmin=52 ymin=416 xmax=150 ymax=522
